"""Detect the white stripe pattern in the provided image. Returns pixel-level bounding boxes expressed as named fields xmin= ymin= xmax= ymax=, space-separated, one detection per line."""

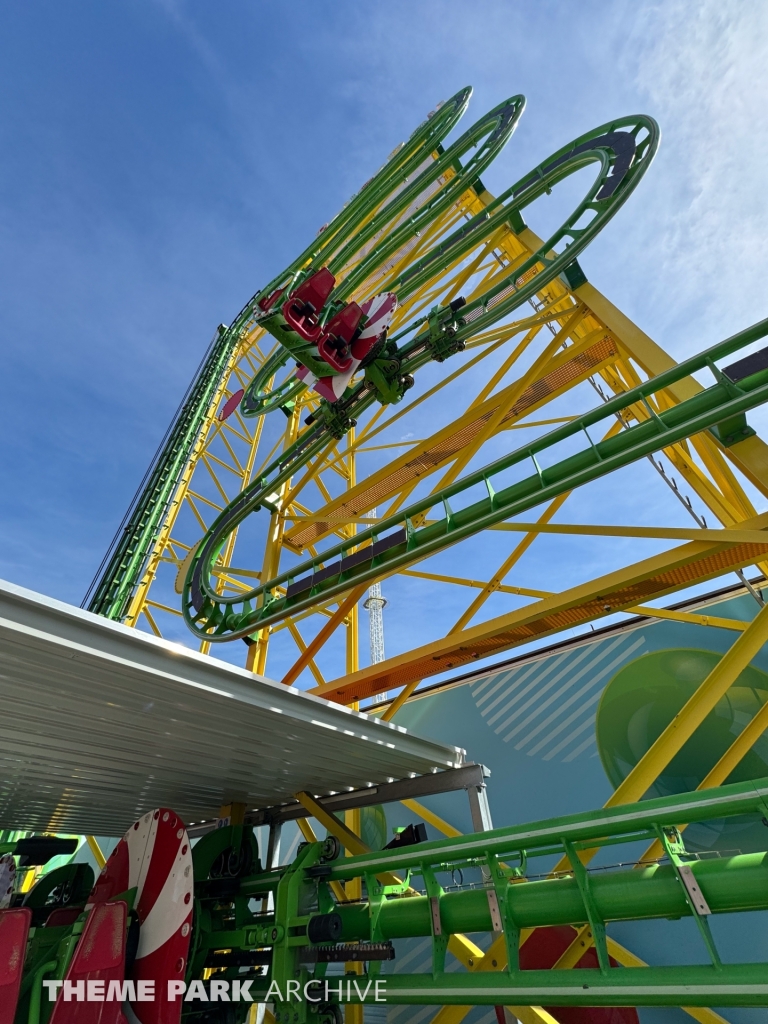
xmin=470 ymin=633 xmax=646 ymax=763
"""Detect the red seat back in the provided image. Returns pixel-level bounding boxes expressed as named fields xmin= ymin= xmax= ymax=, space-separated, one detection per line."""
xmin=283 ymin=267 xmax=336 ymax=341
xmin=317 ymin=302 xmax=363 ymax=371
xmin=49 ymin=901 xmax=127 ymax=1024
xmin=0 ymin=907 xmax=31 ymax=1024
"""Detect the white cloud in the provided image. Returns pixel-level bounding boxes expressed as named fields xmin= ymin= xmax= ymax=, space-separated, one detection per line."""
xmin=625 ymin=1 xmax=768 ymax=345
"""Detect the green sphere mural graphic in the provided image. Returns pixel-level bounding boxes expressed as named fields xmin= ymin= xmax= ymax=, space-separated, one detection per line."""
xmin=596 ymin=648 xmax=768 ymax=851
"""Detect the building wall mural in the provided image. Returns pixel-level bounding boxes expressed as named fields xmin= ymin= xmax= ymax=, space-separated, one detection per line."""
xmin=376 ymin=585 xmax=768 ymax=1024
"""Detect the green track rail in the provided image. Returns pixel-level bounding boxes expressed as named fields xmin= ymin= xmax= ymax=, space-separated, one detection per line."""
xmin=85 ymin=88 xmax=474 ymax=620
xmin=183 ymin=101 xmax=662 ymax=642
xmin=84 ymin=323 xmax=240 ymax=620
xmin=86 ymin=88 xmax=663 ymax=633
xmin=183 ymin=317 xmax=768 ymax=641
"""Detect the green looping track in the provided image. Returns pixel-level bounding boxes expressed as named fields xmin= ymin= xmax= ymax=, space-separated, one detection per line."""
xmin=181 ymin=89 xmax=667 ymax=644
xmin=184 ymin=317 xmax=768 ymax=642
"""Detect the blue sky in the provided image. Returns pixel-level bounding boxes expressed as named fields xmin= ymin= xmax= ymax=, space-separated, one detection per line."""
xmin=2 ymin=1 xmax=768 ymax=679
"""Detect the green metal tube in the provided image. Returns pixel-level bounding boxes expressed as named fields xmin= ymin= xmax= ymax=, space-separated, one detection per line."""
xmin=85 ymin=322 xmax=242 ymax=620
xmin=181 ymin=108 xmax=663 ymax=643
xmin=320 ymin=776 xmax=768 ymax=879
xmin=184 ymin=315 xmax=768 ymax=640
xmin=336 ymin=852 xmax=768 ymax=941
xmin=353 ymin=965 xmax=768 ymax=1007
xmin=26 ymin=959 xmax=57 ymax=1024
xmin=253 ymin=87 xmax=473 ymax=306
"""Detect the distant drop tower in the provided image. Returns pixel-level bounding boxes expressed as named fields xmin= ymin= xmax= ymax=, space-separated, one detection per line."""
xmin=363 ymin=509 xmax=387 ymax=701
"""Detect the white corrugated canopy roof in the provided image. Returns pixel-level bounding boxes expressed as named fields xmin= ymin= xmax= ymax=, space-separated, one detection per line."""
xmin=0 ymin=579 xmax=464 ymax=836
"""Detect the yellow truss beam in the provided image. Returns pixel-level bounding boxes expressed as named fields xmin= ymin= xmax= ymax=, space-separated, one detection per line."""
xmin=607 ymin=598 xmax=768 ymax=810
xmin=294 ymin=791 xmax=370 ymax=855
xmin=437 ymin=927 xmax=728 ymax=1024
xmin=486 ymin=522 xmax=768 ymax=544
xmin=571 ymin=273 xmax=768 ymax=499
xmin=431 ymin=307 xmax=588 ymax=499
xmin=501 ymin=598 xmax=768 ymax=1024
xmin=294 ymin=817 xmax=348 ymax=904
xmin=639 ymin=681 xmax=768 ymax=864
xmin=283 ymin=331 xmax=619 ymax=552
xmin=400 ymin=568 xmax=551 ymax=599
xmin=382 ymin=495 xmax=575 ymax=719
xmin=486 ymin=212 xmax=767 ymax=535
xmin=281 ymin=585 xmax=367 ymax=687
xmin=85 ymin=836 xmax=106 ymax=870
xmin=284 ymin=618 xmax=326 ymax=687
xmin=310 ymin=512 xmax=768 ymax=704
xmin=629 ymin=605 xmax=748 ymax=632
xmin=400 ymin=798 xmax=462 ymax=838
xmin=296 ymin=789 xmax=555 ymax=1024
xmin=427 ymin=805 xmax=729 ymax=1024
xmin=452 ymin=494 xmax=573 ymax=634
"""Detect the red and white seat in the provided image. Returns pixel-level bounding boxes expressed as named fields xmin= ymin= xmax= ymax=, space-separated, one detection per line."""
xmin=298 ymin=291 xmax=398 ymax=402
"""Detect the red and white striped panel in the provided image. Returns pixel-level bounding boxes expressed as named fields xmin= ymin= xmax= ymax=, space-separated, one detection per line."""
xmin=353 ymin=291 xmax=398 ymax=359
xmin=89 ymin=809 xmax=193 ymax=1024
xmin=296 ymin=291 xmax=398 ymax=403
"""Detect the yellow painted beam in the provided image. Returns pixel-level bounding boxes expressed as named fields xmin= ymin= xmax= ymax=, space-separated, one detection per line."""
xmin=508 ymin=223 xmax=768 ymax=522
xmin=483 ymin=522 xmax=768 ymax=545
xmin=389 ymin=498 xmax=573 ymax=719
xmin=541 ymin=595 xmax=768 ymax=878
xmin=19 ymin=867 xmax=39 ymax=893
xmin=344 ymin=809 xmax=362 ymax=905
xmin=281 ymin=585 xmax=367 ymax=687
xmin=431 ymin=307 xmax=588 ymax=497
xmin=126 ymin=330 xmax=270 ymax=630
xmin=381 ymin=680 xmax=418 ymax=721
xmin=285 ymin=618 xmax=326 ymax=687
xmin=446 ymin=925 xmax=727 ymax=1024
xmin=400 ymin=568 xmax=550 ymax=599
xmin=218 ymin=802 xmax=246 ymax=826
xmin=549 ymin=925 xmax=730 ymax=1024
xmin=608 ymin=597 xmax=768 ymax=809
xmin=310 ymin=512 xmax=768 ymax=704
xmin=552 ymin=925 xmax=593 ymax=970
xmin=608 ymin=940 xmax=731 ymax=1024
xmin=396 ymin=582 xmax=749 ymax=633
xmin=639 ymin=680 xmax=768 ymax=864
xmin=628 ymin=605 xmax=748 ymax=632
xmin=608 ymin=937 xmax=730 ymax=1024
xmin=294 ymin=790 xmax=401 ymax=887
xmin=451 ymin=493 xmax=571 ymax=634
xmin=294 ymin=791 xmax=501 ymax=984
xmin=283 ymin=333 xmax=619 ymax=552
xmin=400 ymin=798 xmax=462 ymax=838
xmin=571 ymin=276 xmax=768 ymax=502
xmin=429 ymin=927 xmax=560 ymax=1024
xmin=86 ymin=836 xmax=106 ymax=871
xmin=569 ymin=279 xmax=700 ymax=400
xmin=431 ymin=999 xmax=559 ymax=1024
xmin=700 ymin=694 xmax=768 ymax=788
